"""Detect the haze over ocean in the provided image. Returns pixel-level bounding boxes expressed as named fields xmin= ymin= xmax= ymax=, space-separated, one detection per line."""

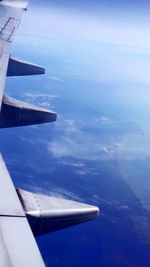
xmin=2 ymin=0 xmax=150 ymax=266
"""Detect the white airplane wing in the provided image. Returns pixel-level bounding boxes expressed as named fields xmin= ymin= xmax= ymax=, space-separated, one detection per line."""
xmin=0 ymin=1 xmax=99 ymax=266
xmin=0 ymin=0 xmax=27 ymax=107
xmin=0 ymin=2 xmax=47 ymax=266
xmin=0 ymin=0 xmax=57 ymax=128
xmin=0 ymin=153 xmax=99 ymax=267
xmin=0 ymin=154 xmax=45 ymax=267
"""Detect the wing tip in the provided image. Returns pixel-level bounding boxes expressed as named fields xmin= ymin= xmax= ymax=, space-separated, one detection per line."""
xmin=0 ymin=0 xmax=28 ymax=9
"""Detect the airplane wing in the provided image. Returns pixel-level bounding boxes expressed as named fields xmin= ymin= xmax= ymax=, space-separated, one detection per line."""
xmin=0 ymin=2 xmax=47 ymax=266
xmin=0 ymin=154 xmax=45 ymax=267
xmin=0 ymin=0 xmax=57 ymax=128
xmin=0 ymin=1 xmax=99 ymax=266
xmin=0 ymin=153 xmax=99 ymax=267
xmin=0 ymin=0 xmax=27 ymax=108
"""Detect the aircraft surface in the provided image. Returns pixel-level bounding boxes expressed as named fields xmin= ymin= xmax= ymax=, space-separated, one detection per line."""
xmin=0 ymin=0 xmax=99 ymax=266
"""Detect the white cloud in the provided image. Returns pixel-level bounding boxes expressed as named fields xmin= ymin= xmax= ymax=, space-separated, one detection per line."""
xmin=46 ymin=117 xmax=139 ymax=161
xmin=21 ymin=92 xmax=59 ymax=109
xmin=103 ymin=146 xmax=114 ymax=154
xmin=94 ymin=117 xmax=109 ymax=122
xmin=61 ymin=160 xmax=85 ymax=168
xmin=25 ymin=185 xmax=83 ymax=202
xmin=47 ymin=136 xmax=115 ymax=161
xmin=64 ymin=119 xmax=79 ymax=135
xmin=48 ymin=138 xmax=78 ymax=158
xmin=47 ymin=75 xmax=65 ymax=83
xmin=23 ymin=92 xmax=59 ymax=100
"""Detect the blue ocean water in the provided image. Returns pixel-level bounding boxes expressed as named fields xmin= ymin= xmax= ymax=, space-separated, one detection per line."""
xmin=1 ymin=1 xmax=150 ymax=266
xmin=1 ymin=69 xmax=150 ymax=266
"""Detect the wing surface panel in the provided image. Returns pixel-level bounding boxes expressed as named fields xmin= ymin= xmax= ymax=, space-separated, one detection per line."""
xmin=0 ymin=154 xmax=24 ymax=216
xmin=0 ymin=2 xmax=26 ymax=109
xmin=0 ymin=155 xmax=45 ymax=267
xmin=0 ymin=217 xmax=45 ymax=267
